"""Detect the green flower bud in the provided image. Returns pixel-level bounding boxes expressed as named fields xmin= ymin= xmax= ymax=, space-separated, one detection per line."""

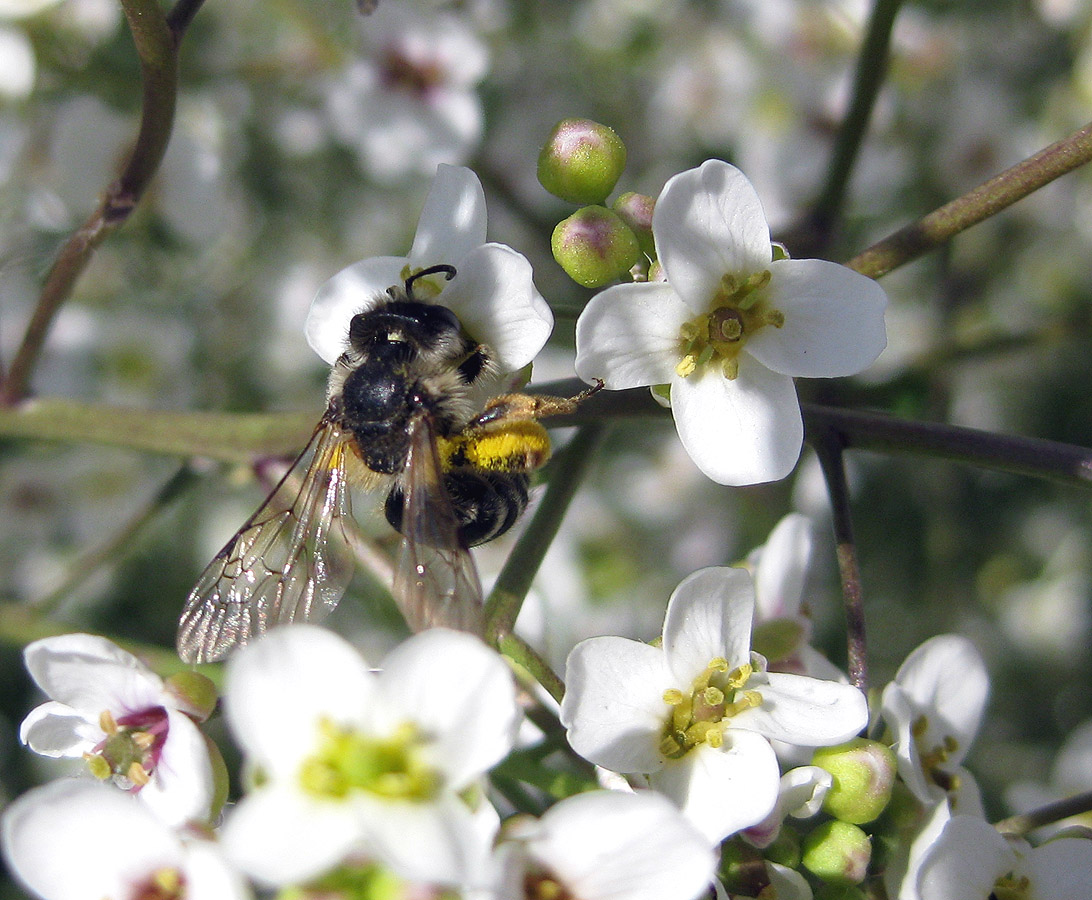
xmin=538 ymin=118 xmax=627 ymax=204
xmin=612 ymin=191 xmax=655 ymax=257
xmin=812 ymin=738 xmax=897 ymax=825
xmin=814 ymin=885 xmax=868 ymax=900
xmin=764 ymin=825 xmax=801 ymax=868
xmin=551 ymin=205 xmax=641 ymax=288
xmin=751 ymin=618 xmax=807 ymax=665
xmin=802 ymin=821 xmax=871 ymax=885
xmin=164 ymin=671 xmax=218 ymax=722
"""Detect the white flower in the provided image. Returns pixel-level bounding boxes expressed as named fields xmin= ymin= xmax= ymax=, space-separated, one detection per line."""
xmin=1 ymin=779 xmax=249 ymax=900
xmin=881 ymin=634 xmax=989 ymax=815
xmin=910 ymin=805 xmax=1092 ymax=900
xmin=494 ymin=790 xmax=716 ymax=900
xmin=742 ymin=765 xmax=832 ymax=849
xmin=325 ymin=3 xmax=489 ymax=182
xmin=220 ymin=625 xmax=520 ymax=890
xmin=18 ymin=633 xmax=216 ymax=828
xmin=306 ymin=164 xmax=553 ymax=380
xmin=559 ymin=566 xmax=869 ymax=842
xmin=574 ymin=159 xmax=887 ymax=486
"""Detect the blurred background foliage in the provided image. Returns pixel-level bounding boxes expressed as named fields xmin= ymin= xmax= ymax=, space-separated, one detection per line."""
xmin=4 ymin=0 xmax=1092 ymax=892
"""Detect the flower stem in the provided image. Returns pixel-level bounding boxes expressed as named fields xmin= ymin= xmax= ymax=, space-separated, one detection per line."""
xmin=0 ymin=0 xmax=204 ymax=405
xmin=810 ymin=426 xmax=869 ymax=691
xmin=994 ymin=790 xmax=1092 ymax=836
xmin=847 ymin=119 xmax=1092 ymax=280
xmin=484 ymin=423 xmax=606 ymax=648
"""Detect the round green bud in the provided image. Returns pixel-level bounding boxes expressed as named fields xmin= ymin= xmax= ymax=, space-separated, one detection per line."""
xmin=538 ymin=118 xmax=627 ymax=204
xmin=764 ymin=825 xmax=801 ymax=869
xmin=801 ymin=821 xmax=871 ymax=885
xmin=612 ymin=191 xmax=655 ymax=257
xmin=164 ymin=671 xmax=218 ymax=722
xmin=812 ymin=738 xmax=897 ymax=825
xmin=551 ymin=205 xmax=641 ymax=288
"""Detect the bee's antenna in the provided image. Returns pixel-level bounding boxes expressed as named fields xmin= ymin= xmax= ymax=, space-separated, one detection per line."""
xmin=405 ymin=264 xmax=457 ymax=299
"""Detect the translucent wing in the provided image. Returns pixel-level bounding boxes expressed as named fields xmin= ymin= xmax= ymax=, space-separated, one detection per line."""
xmin=392 ymin=412 xmax=484 ymax=635
xmin=177 ymin=417 xmax=355 ymax=664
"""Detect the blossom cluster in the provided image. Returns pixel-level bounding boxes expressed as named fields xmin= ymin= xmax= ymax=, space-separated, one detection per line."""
xmin=4 ymin=159 xmax=1092 ymax=900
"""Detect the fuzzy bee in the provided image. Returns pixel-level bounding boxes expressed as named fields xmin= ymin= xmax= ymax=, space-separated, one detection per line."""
xmin=177 ymin=264 xmax=598 ymax=664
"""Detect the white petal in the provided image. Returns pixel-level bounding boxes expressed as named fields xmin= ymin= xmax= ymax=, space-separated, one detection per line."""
xmin=527 ymin=791 xmax=716 ymax=900
xmin=575 ymin=282 xmax=690 ymax=390
xmin=765 ymin=862 xmax=814 ymax=900
xmin=221 ymin=785 xmax=360 ymax=887
xmin=561 ymin=636 xmax=669 ymax=774
xmin=649 ymin=733 xmax=779 ymax=842
xmin=359 ymin=793 xmax=499 ymax=889
xmin=733 ymin=672 xmax=868 ymax=746
xmin=881 ymin=683 xmax=935 ymax=804
xmin=377 ymin=629 xmax=519 ymax=789
xmin=670 ymin=362 xmax=802 ymax=486
xmin=895 ymin=634 xmax=989 ymax=760
xmin=20 ymin=701 xmax=100 ymax=757
xmin=916 ymin=814 xmax=1014 ymax=900
xmin=662 ymin=567 xmax=756 ymax=684
xmin=23 ymin=633 xmax=164 ymax=716
xmin=438 ymin=243 xmax=553 ymax=372
xmin=1025 ymin=837 xmax=1092 ymax=900
xmin=746 ymin=259 xmax=888 ymax=378
xmin=224 ymin=625 xmax=377 ymax=778
xmin=408 ymin=164 xmax=487 ymax=267
xmin=180 ymin=841 xmax=252 ymax=900
xmin=305 ymin=255 xmax=407 ymax=364
xmin=653 ymin=160 xmax=773 ymax=314
xmin=139 ymin=710 xmax=216 ymax=827
xmin=753 ymin=513 xmax=812 ymax=621
xmin=2 ymin=780 xmax=181 ymax=900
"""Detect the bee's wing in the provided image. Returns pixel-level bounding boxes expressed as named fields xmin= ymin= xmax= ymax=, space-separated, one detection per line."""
xmin=392 ymin=412 xmax=484 ymax=636
xmin=177 ymin=417 xmax=355 ymax=664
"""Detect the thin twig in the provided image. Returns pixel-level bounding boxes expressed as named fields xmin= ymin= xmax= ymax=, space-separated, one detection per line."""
xmin=847 ymin=119 xmax=1092 ymax=280
xmin=995 ymin=790 xmax=1092 ymax=836
xmin=0 ymin=0 xmax=204 ymax=405
xmin=809 ymin=422 xmax=869 ymax=691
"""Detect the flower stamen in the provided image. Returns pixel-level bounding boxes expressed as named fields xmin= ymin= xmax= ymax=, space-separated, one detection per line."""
xmin=659 ymin=658 xmax=761 ymax=759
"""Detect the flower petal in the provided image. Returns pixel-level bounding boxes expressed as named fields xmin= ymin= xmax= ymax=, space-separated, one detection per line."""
xmin=649 ymin=733 xmax=779 ymax=842
xmin=561 ymin=636 xmax=669 ymax=774
xmin=224 ymin=625 xmax=377 ymax=778
xmin=527 ymin=791 xmax=716 ymax=900
xmin=753 ymin=513 xmax=812 ymax=621
xmin=19 ymin=701 xmax=101 ymax=757
xmin=23 ymin=633 xmax=165 ymax=716
xmin=916 ymin=814 xmax=1014 ymax=900
xmin=747 ymin=259 xmax=888 ymax=378
xmin=1024 ymin=836 xmax=1092 ymax=900
xmin=140 ymin=709 xmax=216 ymax=828
xmin=653 ymin=160 xmax=773 ymax=314
xmin=377 ymin=629 xmax=519 ymax=789
xmin=221 ymin=784 xmax=360 ymax=887
xmin=575 ymin=282 xmax=690 ymax=390
xmin=734 ymin=672 xmax=868 ymax=747
xmin=408 ymin=164 xmax=487 ymax=267
xmin=662 ymin=567 xmax=756 ymax=684
xmin=305 ymin=255 xmax=407 ymax=364
xmin=439 ymin=243 xmax=553 ymax=372
xmin=670 ymin=362 xmax=802 ymax=486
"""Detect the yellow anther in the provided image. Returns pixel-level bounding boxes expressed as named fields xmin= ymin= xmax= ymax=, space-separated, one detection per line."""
xmin=99 ymin=710 xmax=118 ymax=735
xmin=663 ymin=688 xmax=684 ymax=705
xmin=725 ymin=663 xmax=753 ymax=690
xmin=85 ymin=753 xmax=112 ymax=780
xmin=128 ymin=762 xmax=151 ymax=787
xmin=676 ymin=355 xmax=698 ymax=377
xmin=702 ymin=686 xmax=725 ymax=706
xmin=133 ymin=732 xmax=156 ymax=751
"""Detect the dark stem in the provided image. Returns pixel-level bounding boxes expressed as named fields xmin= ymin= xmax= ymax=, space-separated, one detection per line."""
xmin=994 ymin=790 xmax=1092 ymax=836
xmin=0 ymin=0 xmax=204 ymax=405
xmin=810 ymin=421 xmax=869 ymax=691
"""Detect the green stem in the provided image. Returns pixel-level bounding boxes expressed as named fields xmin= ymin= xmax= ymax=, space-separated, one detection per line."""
xmin=812 ymin=0 xmax=905 ymax=241
xmin=847 ymin=119 xmax=1092 ymax=279
xmin=484 ymin=424 xmax=606 ymax=646
xmin=0 ymin=0 xmax=196 ymax=405
xmin=497 ymin=632 xmax=565 ymax=704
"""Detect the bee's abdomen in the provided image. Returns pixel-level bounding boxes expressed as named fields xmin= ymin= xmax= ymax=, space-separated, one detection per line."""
xmin=385 ymin=471 xmax=530 ymax=548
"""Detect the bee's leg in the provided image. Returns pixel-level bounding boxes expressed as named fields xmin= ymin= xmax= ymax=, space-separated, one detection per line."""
xmin=467 ymin=379 xmax=604 ymax=429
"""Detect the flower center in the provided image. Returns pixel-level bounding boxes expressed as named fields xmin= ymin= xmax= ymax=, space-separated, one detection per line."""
xmin=299 ymin=719 xmax=441 ymax=802
xmin=993 ymin=872 xmax=1031 ymax=900
xmin=659 ymin=658 xmax=762 ymax=759
xmin=524 ymin=869 xmax=573 ymax=900
xmin=675 ymin=270 xmax=783 ymax=380
xmin=380 ymin=46 xmax=444 ymax=98
xmin=131 ymin=866 xmax=184 ymax=900
xmin=85 ymin=708 xmax=169 ymax=791
xmin=912 ymin=715 xmax=962 ymax=794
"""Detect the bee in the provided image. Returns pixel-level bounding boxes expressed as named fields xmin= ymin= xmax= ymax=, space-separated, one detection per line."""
xmin=177 ymin=264 xmax=600 ymax=664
